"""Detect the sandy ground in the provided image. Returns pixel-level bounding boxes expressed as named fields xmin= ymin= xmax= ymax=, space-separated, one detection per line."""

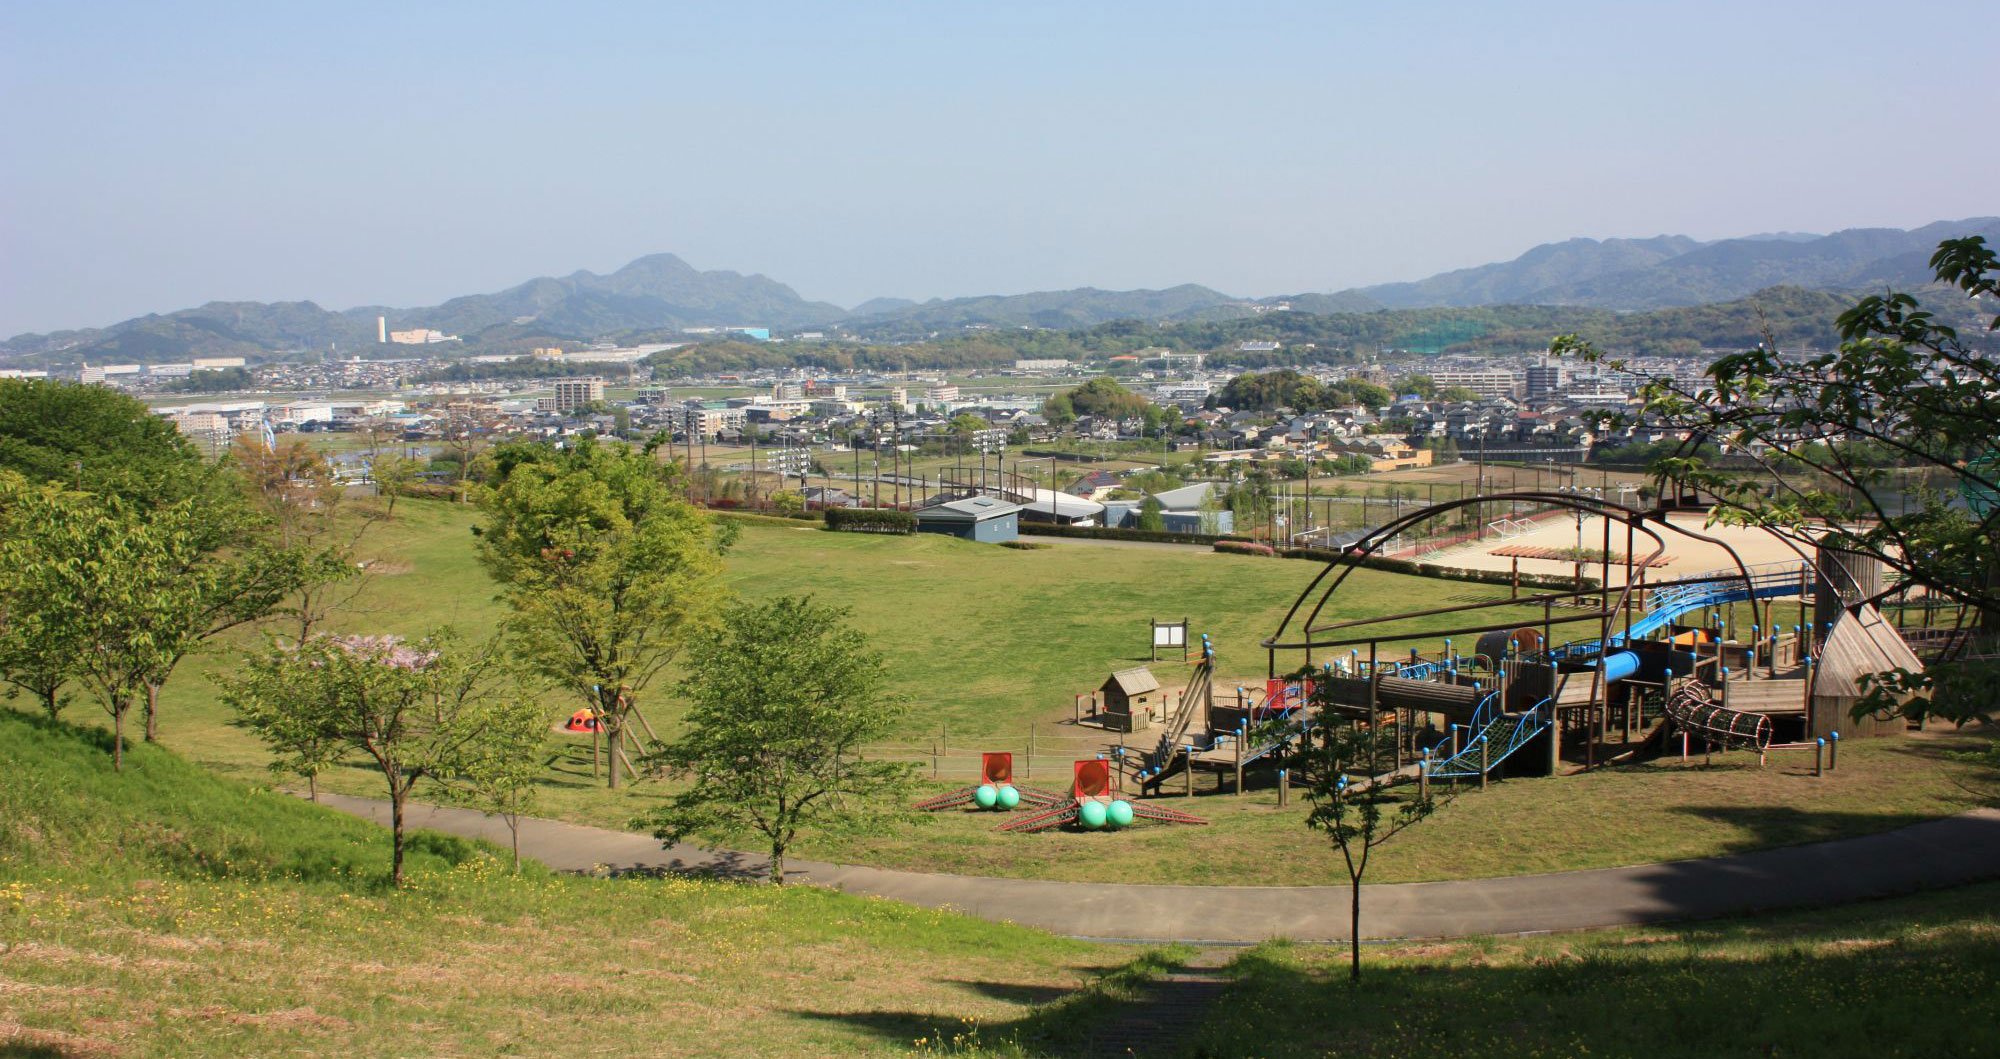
xmin=1417 ymin=510 xmax=1815 ymax=586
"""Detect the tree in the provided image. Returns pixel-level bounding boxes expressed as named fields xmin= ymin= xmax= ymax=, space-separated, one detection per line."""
xmin=0 ymin=379 xmax=207 ymax=506
xmin=1395 ymin=373 xmax=1436 ymax=399
xmin=0 ymin=477 xmax=312 ymax=767
xmin=1041 ymin=391 xmax=1076 ymax=426
xmin=0 ymin=481 xmax=78 ymax=720
xmin=225 ymin=630 xmax=534 ymax=886
xmin=228 ymin=435 xmax=370 ymax=643
xmin=1136 ymin=495 xmax=1166 ymax=532
xmin=1272 ymin=675 xmax=1446 ymax=982
xmin=637 ymin=595 xmax=913 ymax=884
xmin=948 ymin=412 xmax=991 ymax=452
xmin=1561 ymin=235 xmax=2000 ymax=723
xmin=435 ymin=686 xmax=549 ymax=871
xmin=1437 ymin=385 xmax=1481 ymax=403
xmin=0 ymin=482 xmax=178 ymax=769
xmin=1059 ymin=377 xmax=1151 ymax=420
xmin=438 ymin=407 xmax=489 ymax=496
xmin=475 ymin=439 xmax=730 ymax=788
xmin=370 ymin=450 xmax=419 ymax=517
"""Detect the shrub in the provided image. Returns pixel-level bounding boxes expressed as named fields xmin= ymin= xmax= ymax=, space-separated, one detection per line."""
xmin=1215 ymin=540 xmax=1276 ymax=557
xmin=999 ymin=540 xmax=1052 ymax=550
xmin=825 ymin=507 xmax=916 ymax=535
xmin=388 ymin=482 xmax=461 ymax=501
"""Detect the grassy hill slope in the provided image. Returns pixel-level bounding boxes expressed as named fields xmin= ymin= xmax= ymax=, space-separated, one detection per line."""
xmin=0 ymin=710 xmax=1136 ymax=1058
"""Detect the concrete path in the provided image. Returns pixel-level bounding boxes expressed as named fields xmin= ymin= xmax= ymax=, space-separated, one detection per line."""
xmin=317 ymin=793 xmax=2000 ymax=944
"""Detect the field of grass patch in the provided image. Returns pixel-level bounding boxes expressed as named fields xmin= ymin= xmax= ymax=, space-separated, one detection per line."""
xmin=1176 ymin=883 xmax=2000 ymax=1059
xmin=792 ymin=728 xmax=1994 ymax=885
xmin=129 ymin=500 xmax=1996 ymax=888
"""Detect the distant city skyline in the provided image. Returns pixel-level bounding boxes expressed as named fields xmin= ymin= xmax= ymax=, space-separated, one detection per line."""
xmin=3 ymin=0 xmax=1995 ymax=336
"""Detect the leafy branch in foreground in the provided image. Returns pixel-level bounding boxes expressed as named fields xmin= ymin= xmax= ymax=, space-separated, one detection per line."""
xmin=1555 ymin=235 xmax=2000 ymax=724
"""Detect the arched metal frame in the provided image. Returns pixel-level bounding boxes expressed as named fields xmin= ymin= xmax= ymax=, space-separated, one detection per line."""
xmin=1263 ymin=491 xmax=1848 ymax=678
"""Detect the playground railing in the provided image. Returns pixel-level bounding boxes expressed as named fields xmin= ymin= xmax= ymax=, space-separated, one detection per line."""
xmin=1429 ymin=699 xmax=1550 ymax=780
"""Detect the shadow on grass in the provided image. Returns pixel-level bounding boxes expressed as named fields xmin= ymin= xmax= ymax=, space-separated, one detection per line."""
xmin=945 ymin=979 xmax=1073 ymax=1006
xmin=605 ymin=847 xmax=772 ymax=882
xmin=793 ymin=947 xmax=1190 ymax=1058
xmin=0 ymin=1044 xmax=74 ymax=1059
xmin=1612 ymin=803 xmax=2000 ymax=932
xmin=1181 ymin=912 xmax=2000 ymax=1059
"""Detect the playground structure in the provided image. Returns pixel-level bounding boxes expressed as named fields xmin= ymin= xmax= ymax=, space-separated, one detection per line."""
xmin=998 ymin=758 xmax=1207 ymax=833
xmin=897 ymin=486 xmax=1979 ymax=832
xmin=1247 ymin=490 xmax=1947 ymax=793
xmin=913 ymin=752 xmax=1063 ymax=812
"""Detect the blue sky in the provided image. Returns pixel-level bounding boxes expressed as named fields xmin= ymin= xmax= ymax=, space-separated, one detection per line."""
xmin=3 ymin=0 xmax=1993 ymax=335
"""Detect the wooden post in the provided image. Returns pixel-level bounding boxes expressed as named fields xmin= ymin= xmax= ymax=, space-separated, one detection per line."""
xmin=1185 ymin=747 xmax=1194 ymax=797
xmin=1814 ymin=737 xmax=1824 ymax=777
xmin=1234 ymin=723 xmax=1245 ymax=796
xmin=931 ymin=740 xmax=939 ymax=779
xmin=1394 ymin=708 xmax=1404 ymax=771
xmin=1511 ymin=556 xmax=1520 ymax=598
xmin=1828 ymin=731 xmax=1839 ymax=771
xmin=1479 ymin=737 xmax=1489 ymax=790
xmin=1419 ymin=760 xmax=1429 ymax=801
xmin=1074 ymin=694 xmax=1081 ymax=724
xmin=1028 ymin=724 xmax=1036 ymax=779
xmin=591 ymin=723 xmax=601 ymax=778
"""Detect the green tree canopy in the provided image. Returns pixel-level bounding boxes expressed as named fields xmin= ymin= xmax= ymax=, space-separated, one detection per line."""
xmin=1214 ymin=370 xmax=1390 ymax=412
xmin=637 ymin=595 xmax=912 ymax=884
xmin=1059 ymin=376 xmax=1151 ymax=420
xmin=0 ymin=379 xmax=206 ymax=505
xmin=0 ymin=474 xmax=320 ymax=767
xmin=225 ymin=630 xmax=537 ymax=886
xmin=1565 ymin=234 xmax=2000 ymax=724
xmin=475 ymin=438 xmax=731 ymax=787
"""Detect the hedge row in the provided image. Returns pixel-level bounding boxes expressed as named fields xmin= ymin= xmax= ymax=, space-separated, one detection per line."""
xmin=1019 ymin=522 xmax=1251 ymax=546
xmin=387 ymin=482 xmax=461 ymax=501
xmin=1215 ymin=540 xmax=1276 ymax=557
xmin=825 ymin=507 xmax=917 ymax=535
xmin=707 ymin=509 xmax=827 ymax=528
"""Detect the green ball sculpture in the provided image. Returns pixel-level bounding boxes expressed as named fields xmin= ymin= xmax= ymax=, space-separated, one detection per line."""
xmin=1078 ymin=801 xmax=1108 ymax=829
xmin=973 ymin=784 xmax=998 ymax=809
xmin=997 ymin=784 xmax=1021 ymax=809
xmin=1107 ymin=800 xmax=1135 ymax=829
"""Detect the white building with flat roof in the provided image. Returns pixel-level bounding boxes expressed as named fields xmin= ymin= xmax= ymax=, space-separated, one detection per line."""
xmin=552 ymin=377 xmax=605 ymax=412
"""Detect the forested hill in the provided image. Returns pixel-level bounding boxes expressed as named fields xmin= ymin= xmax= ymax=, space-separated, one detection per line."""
xmin=1 ymin=254 xmax=848 ymax=365
xmin=645 ymin=283 xmax=1993 ymax=377
xmin=836 ymin=284 xmax=1251 ymax=339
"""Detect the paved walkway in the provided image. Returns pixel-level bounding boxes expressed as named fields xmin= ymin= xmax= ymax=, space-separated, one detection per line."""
xmin=317 ymin=793 xmax=2000 ymax=944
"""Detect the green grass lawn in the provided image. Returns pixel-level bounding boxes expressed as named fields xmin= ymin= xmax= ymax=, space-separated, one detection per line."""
xmin=860 ymin=880 xmax=2000 ymax=1058
xmin=129 ymin=499 xmax=1995 ymax=889
xmin=790 ymin=729 xmax=1994 ymax=885
xmin=0 ymin=710 xmax=1140 ymax=1058
xmin=1172 ymin=883 xmax=2000 ymax=1059
xmin=11 ymin=698 xmax=1994 ymax=1058
xmin=154 ymin=500 xmax=1538 ymax=774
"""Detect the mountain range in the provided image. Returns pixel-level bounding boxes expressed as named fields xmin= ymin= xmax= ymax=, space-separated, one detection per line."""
xmin=5 ymin=217 xmax=1993 ymax=364
xmin=1346 ymin=218 xmax=2000 ymax=310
